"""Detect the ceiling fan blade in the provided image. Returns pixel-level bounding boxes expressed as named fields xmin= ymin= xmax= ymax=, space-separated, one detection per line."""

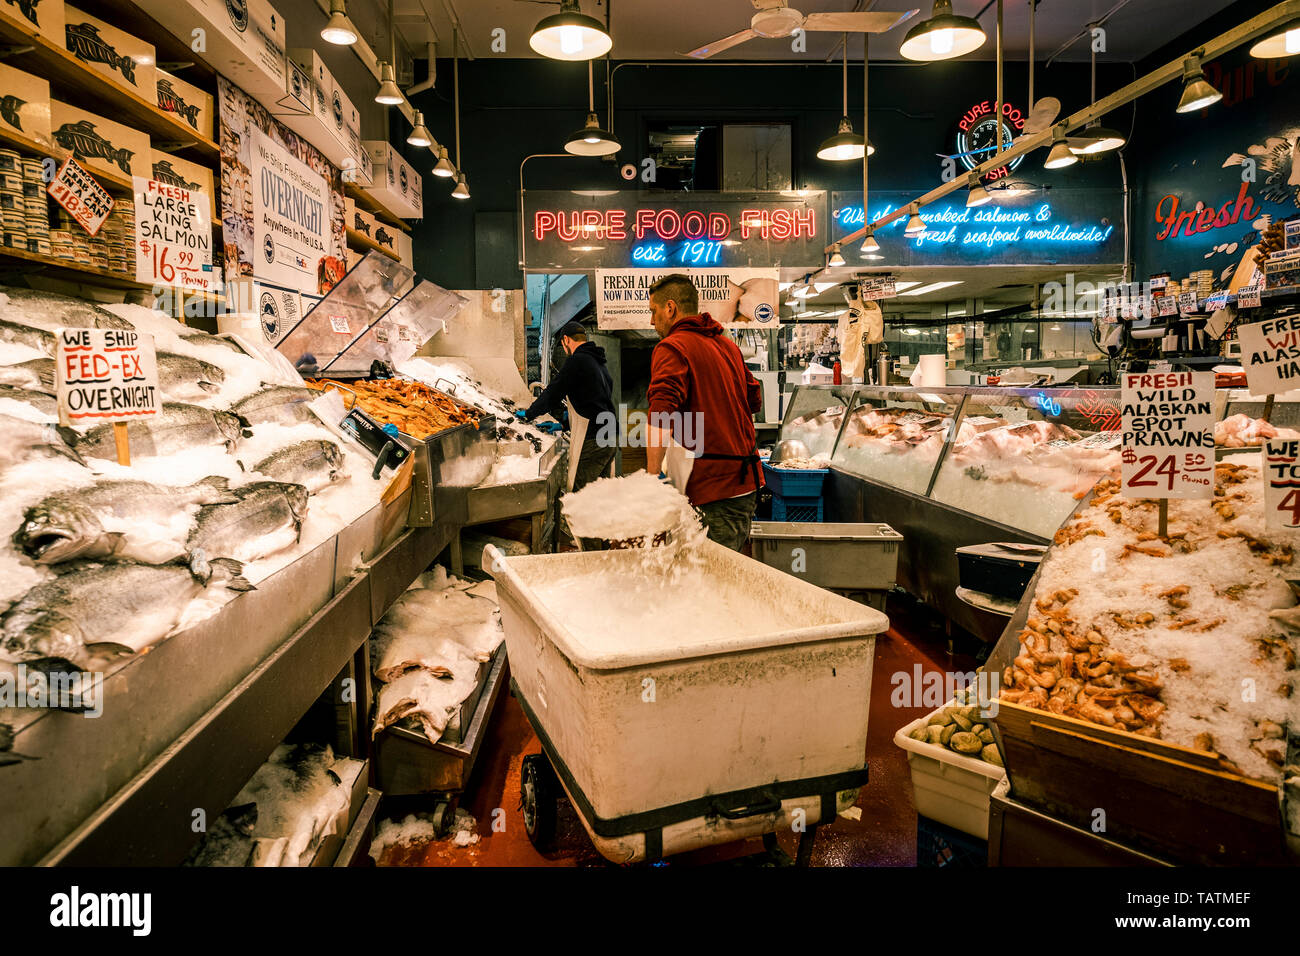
xmin=1022 ymin=96 xmax=1062 ymax=134
xmin=684 ymin=29 xmax=758 ymax=59
xmin=802 ymin=10 xmax=919 ymax=33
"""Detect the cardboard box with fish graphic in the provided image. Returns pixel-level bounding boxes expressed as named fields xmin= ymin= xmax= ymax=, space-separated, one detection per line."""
xmin=0 ymin=62 xmax=52 ymax=148
xmin=155 ymin=68 xmax=213 ymax=140
xmin=363 ymin=140 xmax=421 ymax=219
xmin=0 ymin=0 xmax=66 ymax=48
xmin=51 ymin=99 xmax=151 ymax=181
xmin=350 ymin=204 xmax=377 ymax=243
xmin=149 ymin=148 xmax=215 ymax=219
xmin=285 ymin=48 xmax=371 ymax=186
xmin=62 ymin=5 xmax=157 ymax=104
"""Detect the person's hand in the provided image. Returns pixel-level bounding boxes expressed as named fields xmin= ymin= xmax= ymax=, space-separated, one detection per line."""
xmin=514 ymin=409 xmax=528 ymax=421
xmin=537 ymin=421 xmax=563 ymax=434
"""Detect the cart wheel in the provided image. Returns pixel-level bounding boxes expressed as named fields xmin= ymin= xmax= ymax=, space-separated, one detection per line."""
xmin=431 ymin=800 xmax=452 ymax=837
xmin=521 ymin=754 xmax=558 ymax=850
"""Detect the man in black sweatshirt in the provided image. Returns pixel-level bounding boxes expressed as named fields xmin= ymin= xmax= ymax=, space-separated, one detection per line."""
xmin=521 ymin=320 xmax=617 ymax=491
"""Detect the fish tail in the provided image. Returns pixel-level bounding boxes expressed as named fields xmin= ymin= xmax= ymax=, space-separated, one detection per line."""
xmin=208 ymin=556 xmax=255 ymax=592
xmin=195 ymin=475 xmax=238 ymax=503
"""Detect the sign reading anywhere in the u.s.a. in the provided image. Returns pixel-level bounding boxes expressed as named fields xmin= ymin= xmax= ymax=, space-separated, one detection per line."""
xmin=1120 ymin=371 xmax=1214 ymax=499
xmin=55 ymin=327 xmax=159 ymax=426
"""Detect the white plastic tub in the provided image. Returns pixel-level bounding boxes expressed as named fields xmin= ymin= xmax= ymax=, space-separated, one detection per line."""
xmin=486 ymin=539 xmax=888 ymax=863
xmin=894 ymin=706 xmax=1006 ymax=840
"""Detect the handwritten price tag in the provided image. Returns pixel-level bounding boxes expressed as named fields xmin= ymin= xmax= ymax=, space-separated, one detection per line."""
xmin=1120 ymin=371 xmax=1214 ymax=500
xmin=329 ymin=314 xmax=351 ymax=334
xmin=1156 ymin=295 xmax=1177 ymax=317
xmin=1265 ymin=439 xmax=1300 ymax=531
xmin=47 ymin=158 xmax=113 ymax=237
xmin=1238 ymin=284 xmax=1262 ymax=309
xmin=1177 ymin=291 xmax=1199 ymax=315
xmin=133 ymin=178 xmax=214 ymax=290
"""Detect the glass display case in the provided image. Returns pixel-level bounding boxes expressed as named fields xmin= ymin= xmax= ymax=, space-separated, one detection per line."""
xmin=778 ymin=385 xmax=857 ymax=458
xmin=829 ymin=386 xmax=968 ymax=496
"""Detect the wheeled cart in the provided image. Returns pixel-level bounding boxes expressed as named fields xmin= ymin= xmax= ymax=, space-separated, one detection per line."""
xmin=486 ymin=540 xmax=888 ymax=864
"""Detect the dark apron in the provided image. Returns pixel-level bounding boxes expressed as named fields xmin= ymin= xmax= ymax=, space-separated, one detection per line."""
xmin=695 ymin=448 xmax=761 ymax=495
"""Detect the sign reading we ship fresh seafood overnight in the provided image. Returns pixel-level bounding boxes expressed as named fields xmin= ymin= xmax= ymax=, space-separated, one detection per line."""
xmin=1120 ymin=371 xmax=1214 ymax=499
xmin=55 ymin=328 xmax=160 ymax=426
xmin=251 ymin=127 xmax=330 ymax=290
xmin=1237 ymin=315 xmax=1300 ymax=395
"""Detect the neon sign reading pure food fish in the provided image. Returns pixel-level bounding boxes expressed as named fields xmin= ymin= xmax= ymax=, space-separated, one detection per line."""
xmin=151 ymin=160 xmax=199 ymax=191
xmin=65 ymin=23 xmax=137 ymax=86
xmin=156 ymin=79 xmax=201 ymax=130
xmin=53 ymin=121 xmax=134 ymax=176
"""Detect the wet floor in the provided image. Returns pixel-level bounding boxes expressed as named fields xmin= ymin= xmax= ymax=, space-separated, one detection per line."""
xmin=378 ymin=593 xmax=985 ymax=867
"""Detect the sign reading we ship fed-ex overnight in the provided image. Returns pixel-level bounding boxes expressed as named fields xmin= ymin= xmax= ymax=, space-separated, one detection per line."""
xmin=55 ymin=328 xmax=160 ymax=426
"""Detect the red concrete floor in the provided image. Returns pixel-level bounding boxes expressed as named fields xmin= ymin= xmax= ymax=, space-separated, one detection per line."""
xmin=379 ymin=594 xmax=982 ymax=868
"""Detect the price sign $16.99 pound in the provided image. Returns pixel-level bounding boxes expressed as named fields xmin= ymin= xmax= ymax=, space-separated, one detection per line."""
xmin=1120 ymin=371 xmax=1215 ymax=500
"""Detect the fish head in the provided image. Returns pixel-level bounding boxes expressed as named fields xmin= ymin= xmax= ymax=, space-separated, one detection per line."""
xmin=5 ymin=612 xmax=85 ymax=664
xmin=284 ymin=483 xmax=310 ymax=521
xmin=198 ymin=359 xmax=226 ymax=383
xmin=13 ymin=500 xmax=110 ymax=564
xmin=213 ymin=410 xmax=250 ymax=444
xmin=320 ymin=441 xmax=345 ymax=472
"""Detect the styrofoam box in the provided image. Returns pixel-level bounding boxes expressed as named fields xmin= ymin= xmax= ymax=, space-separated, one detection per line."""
xmin=1 ymin=0 xmax=65 ymax=48
xmin=155 ymin=68 xmax=213 ymax=140
xmin=894 ymin=704 xmax=1005 ymax=840
xmin=64 ymin=6 xmax=157 ymax=104
xmin=0 ymin=62 xmax=52 ymax=147
xmin=362 ymin=140 xmax=421 ymax=219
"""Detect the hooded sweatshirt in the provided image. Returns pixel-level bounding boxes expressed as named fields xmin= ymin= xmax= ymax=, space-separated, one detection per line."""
xmin=525 ymin=341 xmax=616 ymax=445
xmin=647 ymin=314 xmax=763 ymax=506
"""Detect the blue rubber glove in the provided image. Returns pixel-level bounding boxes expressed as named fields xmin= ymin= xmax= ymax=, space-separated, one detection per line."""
xmin=537 ymin=421 xmax=563 ymax=434
xmin=381 ymin=423 xmax=399 ymax=437
xmin=514 ymin=409 xmax=528 ymax=421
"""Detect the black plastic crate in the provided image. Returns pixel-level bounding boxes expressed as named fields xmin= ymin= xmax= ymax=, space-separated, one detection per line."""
xmin=917 ymin=815 xmax=987 ymax=868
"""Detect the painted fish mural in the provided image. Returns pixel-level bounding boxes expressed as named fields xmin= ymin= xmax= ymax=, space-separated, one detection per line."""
xmin=0 ymin=96 xmax=24 ymax=131
xmin=156 ymin=78 xmax=202 ymax=130
xmin=151 ymin=159 xmax=200 ymax=190
xmin=65 ymin=22 xmax=137 ymax=86
xmin=53 ymin=121 xmax=134 ymax=176
xmin=4 ymin=0 xmax=40 ymax=28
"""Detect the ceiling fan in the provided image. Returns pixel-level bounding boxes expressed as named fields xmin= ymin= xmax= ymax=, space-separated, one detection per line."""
xmin=685 ymin=1 xmax=918 ymax=59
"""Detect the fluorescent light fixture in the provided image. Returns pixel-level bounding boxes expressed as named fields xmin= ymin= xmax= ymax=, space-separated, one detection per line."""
xmin=432 ymin=146 xmax=456 ymax=177
xmin=902 ymin=327 xmax=921 ymax=335
xmin=821 ymin=309 xmax=849 ymax=318
xmin=904 ymin=204 xmax=927 ymax=236
xmin=1049 ymin=324 xmax=1061 ymax=331
xmin=829 ymin=243 xmax=846 ymax=267
xmin=899 ymin=0 xmax=986 ymax=61
xmin=892 ymin=281 xmax=923 ymax=292
xmin=813 ymin=281 xmax=838 ymax=294
xmin=375 ymin=61 xmax=403 ymax=106
xmin=1249 ymin=24 xmax=1300 ymax=58
xmin=565 ymin=113 xmax=621 ymax=156
xmin=1044 ymin=128 xmax=1078 ymax=169
xmin=898 ymin=280 xmax=963 ymax=296
xmin=407 ymin=112 xmax=433 ymax=148
xmin=530 ymin=0 xmax=612 ymax=61
xmin=321 ymin=0 xmax=358 ymax=45
xmin=451 ymin=174 xmax=470 ymax=199
xmin=1176 ymin=57 xmax=1223 ymax=113
xmin=779 ymin=281 xmax=795 ymax=291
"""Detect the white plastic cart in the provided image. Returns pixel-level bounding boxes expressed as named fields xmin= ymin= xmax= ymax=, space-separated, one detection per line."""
xmin=485 ymin=540 xmax=889 ymax=864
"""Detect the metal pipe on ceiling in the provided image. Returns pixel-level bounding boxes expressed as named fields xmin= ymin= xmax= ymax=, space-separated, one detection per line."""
xmin=827 ymin=0 xmax=1300 ymax=254
xmin=1045 ymin=0 xmax=1132 ymax=66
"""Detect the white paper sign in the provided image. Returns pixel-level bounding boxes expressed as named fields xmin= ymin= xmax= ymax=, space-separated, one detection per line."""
xmin=1177 ymin=292 xmax=1198 ymax=315
xmin=47 ymin=157 xmax=113 ymax=236
xmin=55 ymin=328 xmax=160 ymax=426
xmin=1264 ymin=439 xmax=1300 ymax=531
xmin=133 ymin=177 xmax=215 ymax=290
xmin=1237 ymin=315 xmax=1300 ymax=396
xmin=594 ymin=268 xmax=779 ymax=330
xmin=1156 ymin=295 xmax=1178 ymax=317
xmin=1238 ymin=284 xmax=1262 ymax=309
xmin=1120 ymin=371 xmax=1214 ymax=499
xmin=250 ymin=126 xmax=331 ymax=290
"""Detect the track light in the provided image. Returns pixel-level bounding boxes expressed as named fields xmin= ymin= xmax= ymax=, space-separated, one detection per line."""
xmin=860 ymin=231 xmax=882 ymax=259
xmin=451 ymin=173 xmax=470 ymax=199
xmin=407 ymin=112 xmax=433 ymax=148
xmin=321 ymin=0 xmax=357 ymax=45
xmin=966 ymin=176 xmax=991 ymax=207
xmin=529 ymin=0 xmax=612 ymax=61
xmin=899 ymin=0 xmax=986 ymax=62
xmin=375 ymin=61 xmax=403 ymax=106
xmin=1176 ymin=57 xmax=1223 ymax=113
xmin=1044 ymin=128 xmax=1078 ymax=169
xmin=432 ymin=146 xmax=455 ymax=177
xmin=829 ymin=243 xmax=846 ymax=268
xmin=904 ymin=204 xmax=926 ymax=236
xmin=1248 ymin=23 xmax=1300 ymax=58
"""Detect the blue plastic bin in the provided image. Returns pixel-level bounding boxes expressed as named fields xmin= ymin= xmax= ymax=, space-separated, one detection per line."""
xmin=762 ymin=462 xmax=828 ymax=498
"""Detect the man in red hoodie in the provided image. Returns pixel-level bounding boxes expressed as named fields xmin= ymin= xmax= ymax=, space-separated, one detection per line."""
xmin=645 ymin=274 xmax=763 ymax=550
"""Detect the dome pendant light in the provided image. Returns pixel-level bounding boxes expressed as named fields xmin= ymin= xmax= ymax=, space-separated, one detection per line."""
xmin=904 ymin=204 xmax=927 ymax=236
xmin=1044 ymin=126 xmax=1078 ymax=169
xmin=565 ymin=61 xmax=620 ymax=156
xmin=1249 ymin=23 xmax=1300 ymax=58
xmin=1176 ymin=55 xmax=1223 ymax=113
xmin=375 ymin=61 xmax=403 ymax=106
xmin=432 ymin=145 xmax=455 ymax=177
xmin=966 ymin=176 xmax=991 ymax=207
xmin=321 ymin=0 xmax=358 ymax=46
xmin=899 ymin=0 xmax=986 ymax=62
xmin=530 ymin=0 xmax=612 ymax=61
xmin=407 ymin=111 xmax=433 ymax=148
xmin=818 ymin=36 xmax=868 ymax=161
xmin=1069 ymin=39 xmax=1126 ymax=154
